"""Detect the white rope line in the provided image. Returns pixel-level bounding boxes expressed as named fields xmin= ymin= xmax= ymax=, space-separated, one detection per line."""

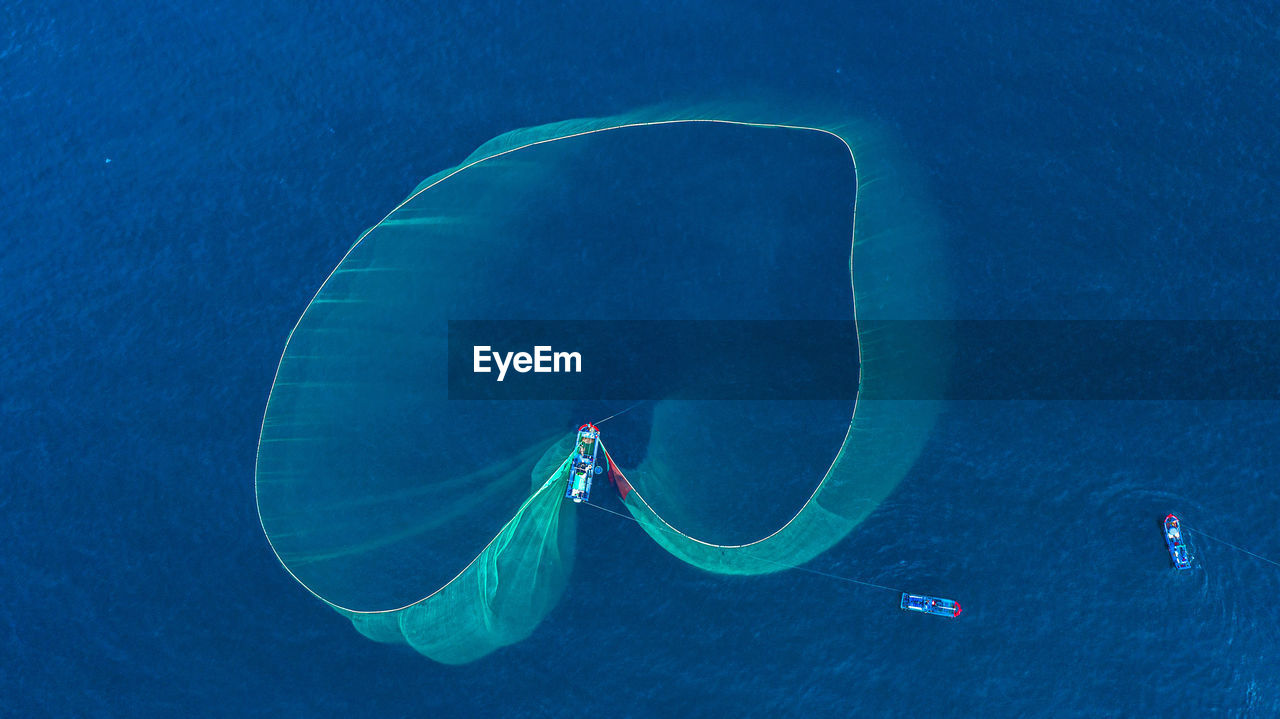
xmin=593 ymin=400 xmax=645 ymax=426
xmin=1187 ymin=526 xmax=1280 ymax=570
xmin=254 ymin=116 xmax=862 ymax=614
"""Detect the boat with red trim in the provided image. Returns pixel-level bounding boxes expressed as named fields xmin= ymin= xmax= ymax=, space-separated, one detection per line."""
xmin=565 ymin=423 xmax=603 ymax=503
xmin=1164 ymin=514 xmax=1193 ymax=570
xmin=901 ymin=593 xmax=961 ymax=618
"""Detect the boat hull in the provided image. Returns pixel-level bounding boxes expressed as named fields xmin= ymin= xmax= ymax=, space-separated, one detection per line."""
xmin=1164 ymin=514 xmax=1192 ymax=570
xmin=901 ymin=593 xmax=961 ymax=618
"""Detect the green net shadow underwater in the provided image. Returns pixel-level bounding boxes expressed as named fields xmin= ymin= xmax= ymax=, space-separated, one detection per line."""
xmin=254 ymin=106 xmax=948 ymax=665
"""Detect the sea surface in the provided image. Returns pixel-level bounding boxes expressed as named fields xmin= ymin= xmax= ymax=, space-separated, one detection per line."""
xmin=3 ymin=1 xmax=1279 ymax=717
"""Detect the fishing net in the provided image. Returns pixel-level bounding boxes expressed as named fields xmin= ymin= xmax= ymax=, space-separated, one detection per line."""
xmin=607 ymin=117 xmax=947 ymax=571
xmin=255 ymin=105 xmax=947 ymax=663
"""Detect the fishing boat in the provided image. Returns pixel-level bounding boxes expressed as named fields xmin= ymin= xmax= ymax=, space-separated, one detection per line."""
xmin=1164 ymin=514 xmax=1193 ymax=570
xmin=900 ymin=593 xmax=961 ymax=618
xmin=565 ymin=423 xmax=603 ymax=503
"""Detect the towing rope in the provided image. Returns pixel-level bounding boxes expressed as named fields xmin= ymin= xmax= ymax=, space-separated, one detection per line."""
xmin=1186 ymin=525 xmax=1280 ymax=570
xmin=592 ymin=401 xmax=646 ymax=427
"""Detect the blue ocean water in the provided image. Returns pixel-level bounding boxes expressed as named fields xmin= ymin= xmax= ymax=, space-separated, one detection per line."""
xmin=3 ymin=1 xmax=1278 ymax=716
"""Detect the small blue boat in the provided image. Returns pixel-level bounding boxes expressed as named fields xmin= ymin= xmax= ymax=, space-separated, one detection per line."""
xmin=901 ymin=593 xmax=961 ymax=618
xmin=565 ymin=423 xmax=603 ymax=503
xmin=1164 ymin=514 xmax=1193 ymax=570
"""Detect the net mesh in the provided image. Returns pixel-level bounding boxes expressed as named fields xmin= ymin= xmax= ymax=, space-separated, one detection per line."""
xmin=255 ymin=105 xmax=947 ymax=664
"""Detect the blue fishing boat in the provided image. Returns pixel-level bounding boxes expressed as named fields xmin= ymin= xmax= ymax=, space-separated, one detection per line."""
xmin=1164 ymin=514 xmax=1193 ymax=570
xmin=901 ymin=593 xmax=961 ymax=618
xmin=565 ymin=423 xmax=603 ymax=503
